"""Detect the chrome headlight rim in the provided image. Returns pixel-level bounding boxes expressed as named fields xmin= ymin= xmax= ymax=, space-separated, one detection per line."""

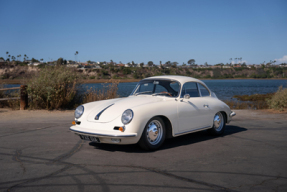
xmin=75 ymin=105 xmax=84 ymax=119
xmin=121 ymin=109 xmax=134 ymax=125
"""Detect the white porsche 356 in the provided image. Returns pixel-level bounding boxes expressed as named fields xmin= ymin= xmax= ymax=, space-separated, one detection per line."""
xmin=70 ymin=75 xmax=236 ymax=150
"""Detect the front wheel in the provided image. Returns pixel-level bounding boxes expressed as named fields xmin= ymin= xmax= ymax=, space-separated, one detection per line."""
xmin=208 ymin=112 xmax=226 ymax=136
xmin=138 ymin=117 xmax=166 ymax=151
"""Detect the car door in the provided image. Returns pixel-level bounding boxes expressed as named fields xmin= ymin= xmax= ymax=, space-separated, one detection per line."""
xmin=197 ymin=82 xmax=214 ymax=126
xmin=177 ymin=82 xmax=211 ymax=133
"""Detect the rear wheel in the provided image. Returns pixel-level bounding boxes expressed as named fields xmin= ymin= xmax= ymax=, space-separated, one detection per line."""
xmin=138 ymin=117 xmax=166 ymax=151
xmin=208 ymin=112 xmax=226 ymax=136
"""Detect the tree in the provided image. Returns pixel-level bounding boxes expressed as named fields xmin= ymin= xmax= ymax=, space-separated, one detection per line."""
xmin=24 ymin=54 xmax=27 ymax=61
xmin=147 ymin=61 xmax=153 ymax=67
xmin=57 ymin=58 xmax=64 ymax=65
xmin=31 ymin=58 xmax=39 ymax=62
xmin=204 ymin=62 xmax=208 ymax=66
xmin=235 ymin=58 xmax=238 ymax=64
xmin=75 ymin=51 xmax=78 ymax=62
xmin=132 ymin=61 xmax=135 ymax=67
xmin=229 ymin=58 xmax=232 ymax=65
xmin=140 ymin=62 xmax=144 ymax=68
xmin=6 ymin=52 xmax=8 ymax=60
xmin=187 ymin=59 xmax=195 ymax=66
xmin=165 ymin=61 xmax=171 ymax=67
xmin=40 ymin=58 xmax=43 ymax=62
xmin=172 ymin=62 xmax=178 ymax=68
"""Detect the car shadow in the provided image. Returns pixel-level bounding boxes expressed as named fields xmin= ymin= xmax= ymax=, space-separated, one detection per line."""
xmin=89 ymin=125 xmax=247 ymax=153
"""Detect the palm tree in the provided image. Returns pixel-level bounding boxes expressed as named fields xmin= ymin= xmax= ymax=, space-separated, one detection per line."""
xmin=229 ymin=58 xmax=232 ymax=65
xmin=235 ymin=58 xmax=238 ymax=64
xmin=24 ymin=54 xmax=27 ymax=61
xmin=6 ymin=52 xmax=9 ymax=60
xmin=19 ymin=54 xmax=21 ymax=61
xmin=75 ymin=51 xmax=78 ymax=62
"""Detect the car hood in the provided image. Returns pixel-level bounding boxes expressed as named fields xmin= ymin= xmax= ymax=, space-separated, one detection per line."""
xmin=86 ymin=96 xmax=163 ymax=123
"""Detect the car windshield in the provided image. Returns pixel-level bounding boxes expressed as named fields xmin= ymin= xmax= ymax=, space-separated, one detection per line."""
xmin=130 ymin=79 xmax=180 ymax=97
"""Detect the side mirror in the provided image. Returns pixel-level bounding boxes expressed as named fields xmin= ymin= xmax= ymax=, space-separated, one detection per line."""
xmin=184 ymin=94 xmax=190 ymax=99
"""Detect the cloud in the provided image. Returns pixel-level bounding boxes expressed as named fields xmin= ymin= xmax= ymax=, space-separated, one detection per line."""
xmin=275 ymin=55 xmax=287 ymax=64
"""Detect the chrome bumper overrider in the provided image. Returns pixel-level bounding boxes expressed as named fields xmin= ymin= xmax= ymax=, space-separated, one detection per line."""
xmin=70 ymin=127 xmax=137 ymax=138
xmin=230 ymin=111 xmax=236 ymax=117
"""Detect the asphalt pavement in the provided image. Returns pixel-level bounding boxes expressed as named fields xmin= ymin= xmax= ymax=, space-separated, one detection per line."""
xmin=0 ymin=109 xmax=287 ymax=192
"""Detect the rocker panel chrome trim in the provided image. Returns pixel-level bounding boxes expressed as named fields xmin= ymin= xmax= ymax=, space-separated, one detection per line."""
xmin=175 ymin=126 xmax=211 ymax=136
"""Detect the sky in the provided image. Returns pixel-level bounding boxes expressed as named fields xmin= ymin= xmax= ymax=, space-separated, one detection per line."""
xmin=0 ymin=0 xmax=286 ymax=65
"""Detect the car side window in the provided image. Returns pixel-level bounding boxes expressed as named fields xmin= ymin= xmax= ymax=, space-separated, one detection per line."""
xmin=181 ymin=82 xmax=199 ymax=97
xmin=198 ymin=83 xmax=210 ymax=97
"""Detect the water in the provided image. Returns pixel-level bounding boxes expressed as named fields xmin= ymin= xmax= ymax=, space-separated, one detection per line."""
xmin=4 ymin=79 xmax=287 ymax=100
xmin=83 ymin=79 xmax=287 ymax=100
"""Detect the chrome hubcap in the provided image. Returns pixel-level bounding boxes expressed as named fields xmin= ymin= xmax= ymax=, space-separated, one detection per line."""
xmin=146 ymin=120 xmax=163 ymax=145
xmin=213 ymin=112 xmax=224 ymax=131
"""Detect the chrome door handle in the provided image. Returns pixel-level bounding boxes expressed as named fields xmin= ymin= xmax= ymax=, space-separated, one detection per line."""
xmin=203 ymin=104 xmax=209 ymax=108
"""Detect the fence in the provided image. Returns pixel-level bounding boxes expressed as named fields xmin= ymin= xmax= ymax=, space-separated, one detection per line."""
xmin=0 ymin=85 xmax=28 ymax=110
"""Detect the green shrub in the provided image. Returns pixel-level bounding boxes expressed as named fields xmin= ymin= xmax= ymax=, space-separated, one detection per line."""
xmin=89 ymin=76 xmax=96 ymax=79
xmin=27 ymin=66 xmax=81 ymax=109
xmin=267 ymin=86 xmax=287 ymax=111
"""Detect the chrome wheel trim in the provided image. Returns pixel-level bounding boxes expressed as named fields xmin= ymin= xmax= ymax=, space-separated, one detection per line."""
xmin=146 ymin=120 xmax=163 ymax=145
xmin=213 ymin=112 xmax=224 ymax=132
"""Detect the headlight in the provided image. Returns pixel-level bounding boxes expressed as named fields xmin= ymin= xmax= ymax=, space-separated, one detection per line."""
xmin=75 ymin=105 xmax=84 ymax=119
xmin=121 ymin=109 xmax=133 ymax=125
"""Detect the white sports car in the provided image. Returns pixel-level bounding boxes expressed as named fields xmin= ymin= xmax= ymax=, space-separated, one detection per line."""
xmin=70 ymin=75 xmax=236 ymax=150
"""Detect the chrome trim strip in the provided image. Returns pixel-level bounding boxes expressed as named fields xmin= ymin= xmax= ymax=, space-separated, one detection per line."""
xmin=175 ymin=126 xmax=211 ymax=136
xmin=95 ymin=103 xmax=114 ymax=120
xmin=70 ymin=128 xmax=137 ymax=138
xmin=230 ymin=111 xmax=236 ymax=117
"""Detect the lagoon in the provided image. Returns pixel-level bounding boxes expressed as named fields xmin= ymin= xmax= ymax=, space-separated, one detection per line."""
xmin=5 ymin=79 xmax=287 ymax=101
xmin=84 ymin=79 xmax=287 ymax=100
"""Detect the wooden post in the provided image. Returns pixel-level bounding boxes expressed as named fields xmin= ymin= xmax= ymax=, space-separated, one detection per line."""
xmin=20 ymin=85 xmax=28 ymax=110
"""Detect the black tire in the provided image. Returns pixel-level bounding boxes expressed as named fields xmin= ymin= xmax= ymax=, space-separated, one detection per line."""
xmin=208 ymin=112 xmax=226 ymax=136
xmin=138 ymin=117 xmax=166 ymax=151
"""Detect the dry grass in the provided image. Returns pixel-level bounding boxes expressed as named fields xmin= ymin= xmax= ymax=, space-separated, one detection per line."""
xmin=83 ymin=80 xmax=119 ymax=103
xmin=266 ymin=86 xmax=287 ymax=111
xmin=27 ymin=66 xmax=82 ymax=110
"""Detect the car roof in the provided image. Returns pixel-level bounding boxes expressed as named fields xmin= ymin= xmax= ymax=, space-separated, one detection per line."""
xmin=143 ymin=75 xmax=204 ymax=85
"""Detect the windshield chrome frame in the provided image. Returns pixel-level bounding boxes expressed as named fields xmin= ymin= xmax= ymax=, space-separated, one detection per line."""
xmin=130 ymin=78 xmax=181 ymax=98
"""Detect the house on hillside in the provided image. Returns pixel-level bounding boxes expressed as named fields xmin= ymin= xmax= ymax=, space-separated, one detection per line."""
xmin=116 ymin=63 xmax=125 ymax=67
xmin=233 ymin=64 xmax=242 ymax=68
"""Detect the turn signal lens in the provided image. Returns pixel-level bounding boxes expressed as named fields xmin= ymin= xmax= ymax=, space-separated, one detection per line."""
xmin=119 ymin=127 xmax=124 ymax=132
xmin=72 ymin=121 xmax=76 ymax=125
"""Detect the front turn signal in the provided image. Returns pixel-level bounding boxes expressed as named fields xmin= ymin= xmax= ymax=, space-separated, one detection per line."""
xmin=119 ymin=127 xmax=124 ymax=132
xmin=72 ymin=121 xmax=76 ymax=125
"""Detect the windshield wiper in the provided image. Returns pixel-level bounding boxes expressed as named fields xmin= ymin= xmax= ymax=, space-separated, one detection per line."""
xmin=135 ymin=91 xmax=152 ymax=96
xmin=152 ymin=92 xmax=172 ymax=96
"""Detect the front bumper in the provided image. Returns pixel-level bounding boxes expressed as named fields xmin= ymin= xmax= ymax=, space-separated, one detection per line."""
xmin=70 ymin=126 xmax=139 ymax=144
xmin=230 ymin=111 xmax=236 ymax=117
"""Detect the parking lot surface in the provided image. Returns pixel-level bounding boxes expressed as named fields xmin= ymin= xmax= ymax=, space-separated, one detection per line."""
xmin=0 ymin=109 xmax=287 ymax=192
